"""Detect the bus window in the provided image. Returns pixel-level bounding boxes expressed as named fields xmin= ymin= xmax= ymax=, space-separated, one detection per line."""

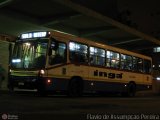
xmin=69 ymin=42 xmax=88 ymax=63
xmin=121 ymin=54 xmax=132 ymax=70
xmin=137 ymin=58 xmax=143 ymax=72
xmin=106 ymin=50 xmax=120 ymax=69
xmin=133 ymin=57 xmax=143 ymax=72
xmin=90 ymin=47 xmax=105 ymax=66
xmin=49 ymin=41 xmax=66 ymax=65
xmin=11 ymin=41 xmax=48 ymax=69
xmin=144 ymin=60 xmax=151 ymax=74
xmin=133 ymin=57 xmax=138 ymax=71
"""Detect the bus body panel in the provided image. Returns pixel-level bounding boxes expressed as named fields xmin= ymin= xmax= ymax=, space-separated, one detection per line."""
xmin=45 ymin=64 xmax=152 ymax=92
xmin=9 ymin=31 xmax=152 ymax=95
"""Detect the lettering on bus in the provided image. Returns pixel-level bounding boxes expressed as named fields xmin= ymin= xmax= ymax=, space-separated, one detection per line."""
xmin=94 ymin=70 xmax=123 ymax=79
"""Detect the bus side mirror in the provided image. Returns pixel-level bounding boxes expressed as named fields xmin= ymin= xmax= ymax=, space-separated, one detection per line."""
xmin=48 ymin=48 xmax=52 ymax=56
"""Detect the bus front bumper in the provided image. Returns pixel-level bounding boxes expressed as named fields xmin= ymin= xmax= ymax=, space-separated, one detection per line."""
xmin=9 ymin=75 xmax=39 ymax=89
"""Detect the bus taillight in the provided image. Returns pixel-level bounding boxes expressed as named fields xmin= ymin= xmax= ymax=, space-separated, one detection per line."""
xmin=47 ymin=79 xmax=51 ymax=84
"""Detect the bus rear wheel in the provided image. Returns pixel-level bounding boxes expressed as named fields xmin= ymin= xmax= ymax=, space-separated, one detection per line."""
xmin=128 ymin=83 xmax=136 ymax=97
xmin=68 ymin=78 xmax=83 ymax=97
xmin=122 ymin=83 xmax=136 ymax=97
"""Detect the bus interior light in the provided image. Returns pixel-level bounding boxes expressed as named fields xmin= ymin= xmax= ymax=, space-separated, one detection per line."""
xmin=25 ymin=42 xmax=31 ymax=46
xmin=12 ymin=59 xmax=21 ymax=63
xmin=111 ymin=59 xmax=116 ymax=63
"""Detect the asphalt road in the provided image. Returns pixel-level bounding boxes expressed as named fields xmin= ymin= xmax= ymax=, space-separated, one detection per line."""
xmin=0 ymin=91 xmax=160 ymax=120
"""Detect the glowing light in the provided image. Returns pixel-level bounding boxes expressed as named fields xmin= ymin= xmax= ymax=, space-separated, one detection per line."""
xmin=40 ymin=70 xmax=45 ymax=75
xmin=69 ymin=42 xmax=75 ymax=51
xmin=33 ymin=32 xmax=47 ymax=38
xmin=21 ymin=33 xmax=32 ymax=39
xmin=91 ymin=82 xmax=94 ymax=86
xmin=21 ymin=32 xmax=47 ymax=39
xmin=47 ymin=79 xmax=51 ymax=83
xmin=90 ymin=47 xmax=94 ymax=53
xmin=12 ymin=59 xmax=21 ymax=63
xmin=111 ymin=59 xmax=116 ymax=62
xmin=25 ymin=42 xmax=31 ymax=46
xmin=156 ymin=77 xmax=160 ymax=80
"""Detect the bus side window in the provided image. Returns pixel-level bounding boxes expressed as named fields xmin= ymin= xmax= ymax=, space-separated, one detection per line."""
xmin=107 ymin=50 xmax=120 ymax=69
xmin=133 ymin=57 xmax=143 ymax=72
xmin=144 ymin=60 xmax=151 ymax=74
xmin=133 ymin=57 xmax=138 ymax=71
xmin=137 ymin=58 xmax=143 ymax=72
xmin=90 ymin=47 xmax=105 ymax=66
xmin=49 ymin=41 xmax=66 ymax=65
xmin=121 ymin=54 xmax=132 ymax=70
xmin=69 ymin=42 xmax=88 ymax=63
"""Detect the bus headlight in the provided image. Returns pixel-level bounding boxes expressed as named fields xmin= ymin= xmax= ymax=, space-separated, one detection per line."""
xmin=156 ymin=77 xmax=160 ymax=81
xmin=40 ymin=69 xmax=45 ymax=75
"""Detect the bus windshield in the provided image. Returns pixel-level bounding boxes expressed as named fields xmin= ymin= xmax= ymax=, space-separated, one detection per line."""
xmin=11 ymin=39 xmax=48 ymax=69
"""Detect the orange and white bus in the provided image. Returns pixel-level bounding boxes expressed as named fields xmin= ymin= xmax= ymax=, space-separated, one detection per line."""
xmin=8 ymin=31 xmax=152 ymax=96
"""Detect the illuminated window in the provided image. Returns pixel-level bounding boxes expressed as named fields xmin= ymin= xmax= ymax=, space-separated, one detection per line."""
xmin=106 ymin=50 xmax=120 ymax=68
xmin=121 ymin=54 xmax=132 ymax=70
xmin=90 ymin=47 xmax=105 ymax=66
xmin=133 ymin=57 xmax=138 ymax=71
xmin=11 ymin=40 xmax=48 ymax=69
xmin=144 ymin=60 xmax=151 ymax=74
xmin=69 ymin=42 xmax=88 ymax=63
xmin=133 ymin=57 xmax=143 ymax=72
xmin=49 ymin=41 xmax=66 ymax=65
xmin=153 ymin=47 xmax=160 ymax=52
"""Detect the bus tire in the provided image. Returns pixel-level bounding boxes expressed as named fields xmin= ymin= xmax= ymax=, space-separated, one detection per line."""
xmin=68 ymin=78 xmax=83 ymax=97
xmin=122 ymin=82 xmax=136 ymax=97
xmin=37 ymin=80 xmax=47 ymax=97
xmin=123 ymin=82 xmax=136 ymax=97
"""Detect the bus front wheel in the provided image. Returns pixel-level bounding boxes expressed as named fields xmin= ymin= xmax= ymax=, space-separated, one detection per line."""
xmin=37 ymin=80 xmax=47 ymax=97
xmin=8 ymin=82 xmax=14 ymax=93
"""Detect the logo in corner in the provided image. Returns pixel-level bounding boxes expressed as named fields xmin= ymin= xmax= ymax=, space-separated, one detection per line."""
xmin=2 ymin=114 xmax=8 ymax=120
